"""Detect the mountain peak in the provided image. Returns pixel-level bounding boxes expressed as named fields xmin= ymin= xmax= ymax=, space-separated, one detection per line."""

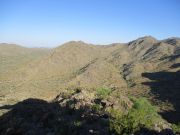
xmin=63 ymin=40 xmax=87 ymax=45
xmin=128 ymin=36 xmax=157 ymax=46
xmin=136 ymin=36 xmax=157 ymax=41
xmin=163 ymin=37 xmax=180 ymax=46
xmin=54 ymin=41 xmax=90 ymax=50
xmin=67 ymin=40 xmax=85 ymax=43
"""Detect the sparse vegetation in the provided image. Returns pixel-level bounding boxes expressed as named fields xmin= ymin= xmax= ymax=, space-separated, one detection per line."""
xmin=172 ymin=123 xmax=180 ymax=134
xmin=73 ymin=120 xmax=82 ymax=127
xmin=96 ymin=87 xmax=112 ymax=99
xmin=109 ymin=97 xmax=161 ymax=135
xmin=91 ymin=104 xmax=103 ymax=112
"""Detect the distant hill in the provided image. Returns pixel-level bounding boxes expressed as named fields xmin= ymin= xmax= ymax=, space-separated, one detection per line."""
xmin=0 ymin=43 xmax=50 ymax=78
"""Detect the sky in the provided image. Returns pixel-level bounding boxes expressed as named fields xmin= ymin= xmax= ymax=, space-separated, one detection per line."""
xmin=0 ymin=0 xmax=180 ymax=47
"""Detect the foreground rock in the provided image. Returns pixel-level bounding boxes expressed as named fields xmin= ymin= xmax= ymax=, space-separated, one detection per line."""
xmin=0 ymin=88 xmax=175 ymax=135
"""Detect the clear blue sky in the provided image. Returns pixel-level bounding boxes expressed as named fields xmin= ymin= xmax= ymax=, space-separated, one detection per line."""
xmin=0 ymin=0 xmax=180 ymax=47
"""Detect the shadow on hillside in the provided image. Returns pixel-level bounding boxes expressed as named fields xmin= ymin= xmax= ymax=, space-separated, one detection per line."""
xmin=142 ymin=70 xmax=180 ymax=124
xmin=134 ymin=127 xmax=174 ymax=135
xmin=160 ymin=54 xmax=180 ymax=61
xmin=0 ymin=98 xmax=176 ymax=135
xmin=170 ymin=63 xmax=180 ymax=69
xmin=0 ymin=98 xmax=110 ymax=135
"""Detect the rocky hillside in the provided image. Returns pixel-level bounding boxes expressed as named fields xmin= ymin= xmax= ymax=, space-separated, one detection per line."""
xmin=0 ymin=36 xmax=180 ymax=134
xmin=2 ymin=36 xmax=178 ymax=99
xmin=0 ymin=88 xmax=174 ymax=135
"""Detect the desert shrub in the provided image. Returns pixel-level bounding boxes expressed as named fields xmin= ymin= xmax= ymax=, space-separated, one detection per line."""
xmin=73 ymin=120 xmax=82 ymax=127
xmin=74 ymin=87 xmax=82 ymax=93
xmin=110 ymin=97 xmax=160 ymax=135
xmin=91 ymin=104 xmax=103 ymax=113
xmin=107 ymin=108 xmax=123 ymax=118
xmin=172 ymin=123 xmax=180 ymax=134
xmin=96 ymin=87 xmax=111 ymax=99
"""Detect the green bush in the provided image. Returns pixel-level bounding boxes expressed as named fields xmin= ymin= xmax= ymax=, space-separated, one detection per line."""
xmin=110 ymin=97 xmax=160 ymax=135
xmin=96 ymin=87 xmax=111 ymax=99
xmin=73 ymin=120 xmax=82 ymax=127
xmin=172 ymin=123 xmax=180 ymax=134
xmin=91 ymin=104 xmax=103 ymax=113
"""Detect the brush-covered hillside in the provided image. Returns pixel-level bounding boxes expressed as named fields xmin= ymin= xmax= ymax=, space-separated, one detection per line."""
xmin=0 ymin=37 xmax=180 ymax=135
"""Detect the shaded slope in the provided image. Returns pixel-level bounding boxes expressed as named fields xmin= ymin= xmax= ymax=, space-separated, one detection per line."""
xmin=0 ymin=89 xmax=173 ymax=135
xmin=142 ymin=71 xmax=180 ymax=124
xmin=0 ymin=89 xmax=132 ymax=135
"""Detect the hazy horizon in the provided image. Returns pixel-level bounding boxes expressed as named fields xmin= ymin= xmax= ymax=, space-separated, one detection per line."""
xmin=1 ymin=0 xmax=180 ymax=47
xmin=1 ymin=35 xmax=180 ymax=49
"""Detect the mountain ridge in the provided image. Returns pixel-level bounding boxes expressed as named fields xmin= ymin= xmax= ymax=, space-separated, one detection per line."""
xmin=0 ymin=36 xmax=180 ymax=134
xmin=0 ymin=36 xmax=179 ymax=115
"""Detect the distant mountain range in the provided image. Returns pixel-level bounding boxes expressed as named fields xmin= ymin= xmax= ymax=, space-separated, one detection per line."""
xmin=0 ymin=36 xmax=180 ymax=123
